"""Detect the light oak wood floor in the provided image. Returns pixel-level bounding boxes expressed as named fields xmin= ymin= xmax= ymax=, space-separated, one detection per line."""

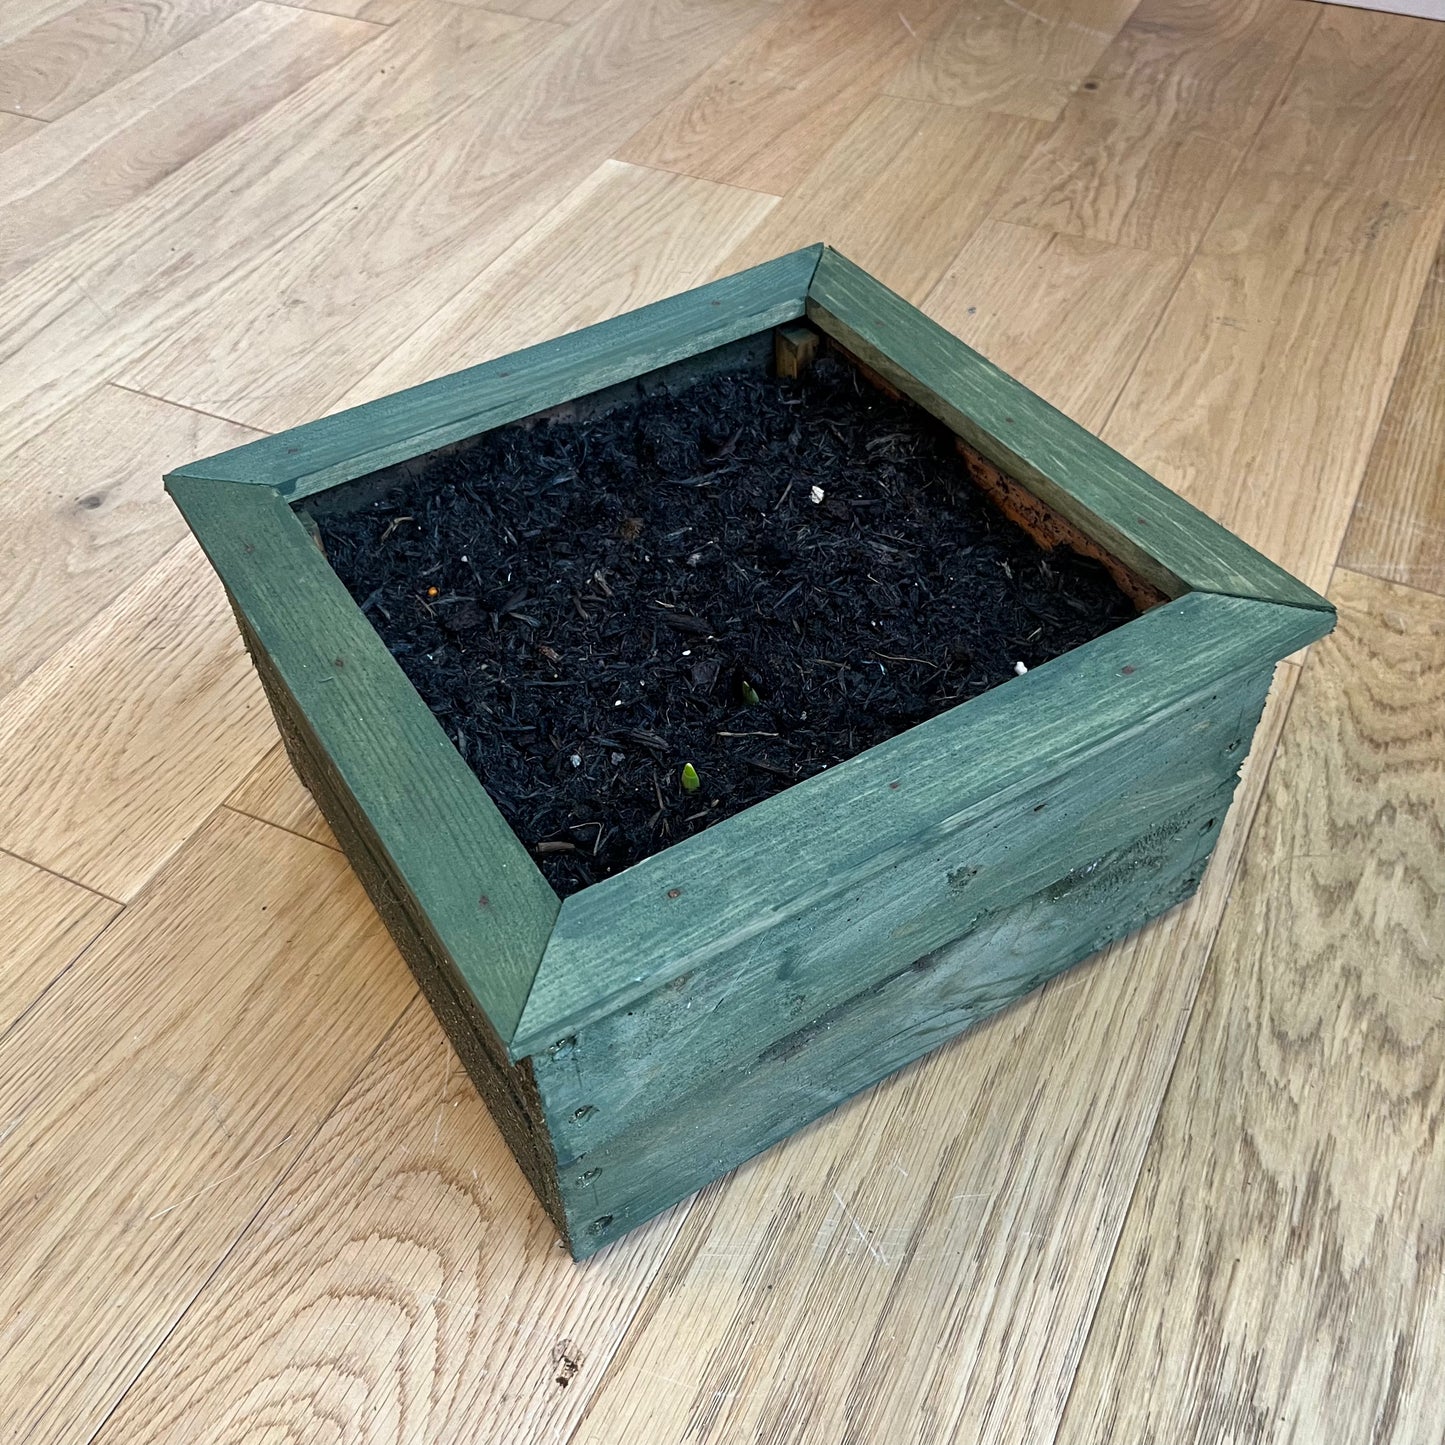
xmin=1 ymin=0 xmax=1442 ymax=1439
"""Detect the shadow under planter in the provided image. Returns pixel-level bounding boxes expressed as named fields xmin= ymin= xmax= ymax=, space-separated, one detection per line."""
xmin=166 ymin=246 xmax=1334 ymax=1258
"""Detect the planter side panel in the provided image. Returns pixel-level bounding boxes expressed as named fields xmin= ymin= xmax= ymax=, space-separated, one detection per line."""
xmin=531 ymin=665 xmax=1271 ymax=1168
xmin=541 ymin=667 xmax=1274 ymax=1257
xmin=241 ymin=615 xmax=568 ymax=1235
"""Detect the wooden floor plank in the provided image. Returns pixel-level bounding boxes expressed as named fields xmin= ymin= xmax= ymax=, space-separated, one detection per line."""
xmin=115 ymin=0 xmax=775 ymax=433
xmin=1102 ymin=172 xmax=1444 ymax=595
xmin=226 ymin=746 xmax=336 ymax=848
xmin=886 ymin=0 xmax=1140 ymax=124
xmin=0 ymin=809 xmax=416 ymax=1445
xmin=0 ymin=2 xmax=553 ymax=451
xmin=0 ymin=384 xmax=260 ymax=697
xmin=0 ymin=0 xmax=84 ymax=48
xmin=923 ymin=219 xmax=1183 ymax=431
xmin=1054 ymin=568 xmax=1445 ymax=1445
xmin=1340 ymin=241 xmax=1445 ymax=597
xmin=0 ymin=0 xmax=251 ymax=120
xmin=90 ymin=996 xmax=691 ymax=1445
xmin=995 ymin=0 xmax=1317 ymax=254
xmin=1246 ymin=3 xmax=1445 ymax=205
xmin=716 ymin=95 xmax=1046 ymax=302
xmin=0 ymin=848 xmax=118 ymax=1036
xmin=338 ymin=156 xmax=777 ymax=409
xmin=571 ymin=668 xmax=1300 ymax=1445
xmin=615 ymin=0 xmax=946 ymax=196
xmin=0 ymin=2 xmax=381 ymax=282
xmin=0 ymin=540 xmax=277 ymax=900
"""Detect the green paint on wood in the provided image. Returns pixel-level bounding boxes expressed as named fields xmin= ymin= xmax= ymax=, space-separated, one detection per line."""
xmin=529 ymin=665 xmax=1272 ymax=1160
xmin=558 ymin=771 xmax=1241 ymax=1256
xmin=169 ymin=246 xmax=823 ymax=497
xmin=510 ymin=592 xmax=1329 ymax=1060
xmin=167 ymin=475 xmax=559 ymax=1043
xmin=806 ymin=247 xmax=1333 ymax=613
xmin=163 ymin=244 xmax=1337 ymax=1261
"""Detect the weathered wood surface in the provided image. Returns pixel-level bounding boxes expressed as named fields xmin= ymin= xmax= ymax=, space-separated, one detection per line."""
xmin=531 ymin=664 xmax=1274 ymax=1168
xmin=166 ymin=475 xmax=558 ymax=1044
xmin=557 ymin=768 xmax=1246 ymax=1254
xmin=512 ymin=591 xmax=1330 ymax=1058
xmin=807 ymin=248 xmax=1334 ymax=612
xmin=168 ymin=246 xmax=821 ymax=496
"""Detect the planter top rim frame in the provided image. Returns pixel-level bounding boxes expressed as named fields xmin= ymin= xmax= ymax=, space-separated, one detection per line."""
xmin=166 ymin=244 xmax=1334 ymax=1058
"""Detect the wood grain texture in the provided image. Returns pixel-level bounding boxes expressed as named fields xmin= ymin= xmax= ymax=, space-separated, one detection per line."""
xmin=0 ymin=2 xmax=554 ymax=452
xmin=996 ymin=0 xmax=1317 ymax=254
xmin=0 ymin=0 xmax=251 ymax=120
xmin=88 ymin=996 xmax=688 ymax=1445
xmin=806 ymin=248 xmax=1331 ymax=610
xmin=514 ymin=594 xmax=1327 ymax=1056
xmin=1246 ymin=3 xmax=1445 ymax=204
xmin=717 ymin=94 xmax=1046 ymax=301
xmin=0 ymin=0 xmax=87 ymax=48
xmin=174 ymin=247 xmax=819 ymax=495
xmin=0 ymin=2 xmax=380 ymax=281
xmin=616 ymin=0 xmax=946 ymax=196
xmin=546 ymin=722 xmax=1260 ymax=1254
xmin=1340 ymin=241 xmax=1445 ymax=597
xmin=923 ymin=219 xmax=1183 ymax=431
xmin=887 ymin=0 xmax=1140 ymax=123
xmin=534 ymin=667 xmax=1271 ymax=1163
xmin=116 ymin=0 xmax=775 ymax=434
xmin=1055 ymin=568 xmax=1445 ymax=1445
xmin=338 ymin=157 xmax=778 ymax=409
xmin=1102 ymin=172 xmax=1445 ymax=596
xmin=0 ymin=540 xmax=276 ymax=900
xmin=0 ymin=384 xmax=260 ymax=696
xmin=574 ymin=665 xmax=1301 ymax=1445
xmin=0 ymin=848 xmax=117 ymax=1036
xmin=0 ymin=808 xmax=416 ymax=1445
xmin=225 ymin=742 xmax=336 ymax=847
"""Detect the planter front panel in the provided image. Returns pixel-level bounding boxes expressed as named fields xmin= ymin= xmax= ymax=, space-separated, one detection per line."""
xmin=166 ymin=246 xmax=1334 ymax=1260
xmin=529 ymin=659 xmax=1277 ymax=1252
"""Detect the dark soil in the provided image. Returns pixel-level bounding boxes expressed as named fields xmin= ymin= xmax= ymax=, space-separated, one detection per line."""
xmin=316 ymin=356 xmax=1136 ymax=896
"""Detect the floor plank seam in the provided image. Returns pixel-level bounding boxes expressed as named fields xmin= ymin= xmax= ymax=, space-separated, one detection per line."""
xmin=1081 ymin=8 xmax=1324 ymax=445
xmin=0 ymin=904 xmax=126 ymax=1053
xmin=265 ymin=0 xmax=391 ymax=25
xmin=219 ymin=800 xmax=341 ymax=852
xmin=105 ymin=381 xmax=276 ymax=438
xmin=0 ymin=844 xmax=123 ymax=906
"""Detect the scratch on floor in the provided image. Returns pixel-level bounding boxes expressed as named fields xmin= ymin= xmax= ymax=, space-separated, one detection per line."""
xmin=433 ymin=1046 xmax=452 ymax=1149
xmin=1000 ymin=0 xmax=1113 ymax=40
xmin=148 ymin=1133 xmax=297 ymax=1219
xmin=832 ymin=1188 xmax=888 ymax=1264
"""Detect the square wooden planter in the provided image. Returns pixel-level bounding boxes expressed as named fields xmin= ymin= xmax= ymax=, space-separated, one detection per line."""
xmin=167 ymin=246 xmax=1333 ymax=1258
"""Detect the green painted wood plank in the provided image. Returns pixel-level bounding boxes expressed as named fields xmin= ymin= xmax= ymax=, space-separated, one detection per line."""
xmin=256 ymin=667 xmax=566 ymax=1233
xmin=559 ymin=774 xmax=1237 ymax=1257
xmin=510 ymin=590 xmax=1327 ymax=1060
xmin=531 ymin=664 xmax=1272 ymax=1158
xmin=168 ymin=246 xmax=824 ymax=498
xmin=167 ymin=475 xmax=558 ymax=1042
xmin=806 ymin=246 xmax=1333 ymax=613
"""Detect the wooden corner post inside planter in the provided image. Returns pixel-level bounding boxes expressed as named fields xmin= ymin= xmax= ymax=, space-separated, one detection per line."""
xmin=167 ymin=245 xmax=1334 ymax=1258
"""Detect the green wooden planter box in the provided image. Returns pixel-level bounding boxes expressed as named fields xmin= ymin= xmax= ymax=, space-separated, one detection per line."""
xmin=166 ymin=246 xmax=1333 ymax=1258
